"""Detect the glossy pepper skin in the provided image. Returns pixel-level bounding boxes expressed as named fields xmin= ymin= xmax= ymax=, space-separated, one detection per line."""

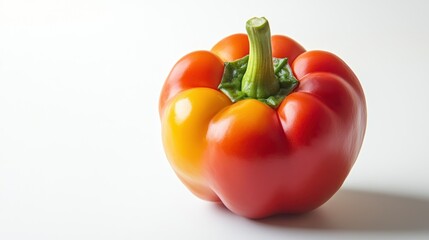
xmin=159 ymin=17 xmax=366 ymax=219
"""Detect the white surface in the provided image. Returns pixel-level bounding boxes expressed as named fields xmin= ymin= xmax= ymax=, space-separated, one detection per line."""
xmin=1 ymin=0 xmax=429 ymax=239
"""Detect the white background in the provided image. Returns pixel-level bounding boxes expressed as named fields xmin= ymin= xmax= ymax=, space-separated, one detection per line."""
xmin=1 ymin=0 xmax=429 ymax=239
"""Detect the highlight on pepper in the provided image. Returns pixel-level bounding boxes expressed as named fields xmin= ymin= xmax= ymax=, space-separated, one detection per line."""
xmin=159 ymin=17 xmax=367 ymax=219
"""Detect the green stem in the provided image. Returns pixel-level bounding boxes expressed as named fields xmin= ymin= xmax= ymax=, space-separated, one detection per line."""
xmin=218 ymin=17 xmax=298 ymax=108
xmin=241 ymin=17 xmax=279 ymax=98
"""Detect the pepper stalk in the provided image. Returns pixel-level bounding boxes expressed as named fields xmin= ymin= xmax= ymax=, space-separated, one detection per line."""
xmin=218 ymin=17 xmax=298 ymax=108
xmin=241 ymin=17 xmax=279 ymax=99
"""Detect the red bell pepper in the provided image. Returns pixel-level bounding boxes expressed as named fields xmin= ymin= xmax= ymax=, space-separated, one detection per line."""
xmin=159 ymin=17 xmax=366 ymax=218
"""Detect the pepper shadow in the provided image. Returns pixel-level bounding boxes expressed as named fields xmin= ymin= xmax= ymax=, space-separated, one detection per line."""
xmin=254 ymin=188 xmax=429 ymax=232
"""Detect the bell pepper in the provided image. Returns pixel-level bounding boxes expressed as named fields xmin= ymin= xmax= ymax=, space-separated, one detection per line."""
xmin=159 ymin=17 xmax=366 ymax=219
